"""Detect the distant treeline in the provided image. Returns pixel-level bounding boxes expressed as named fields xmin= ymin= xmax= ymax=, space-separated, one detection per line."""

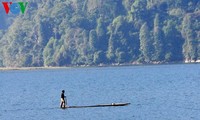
xmin=0 ymin=0 xmax=199 ymax=67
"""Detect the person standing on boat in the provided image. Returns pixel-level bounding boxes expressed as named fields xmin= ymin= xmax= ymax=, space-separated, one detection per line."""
xmin=60 ymin=90 xmax=67 ymax=108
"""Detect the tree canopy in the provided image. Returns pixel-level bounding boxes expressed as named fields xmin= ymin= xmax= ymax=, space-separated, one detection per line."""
xmin=0 ymin=0 xmax=199 ymax=67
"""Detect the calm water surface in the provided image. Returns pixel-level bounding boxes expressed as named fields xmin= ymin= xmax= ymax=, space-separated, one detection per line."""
xmin=0 ymin=64 xmax=200 ymax=120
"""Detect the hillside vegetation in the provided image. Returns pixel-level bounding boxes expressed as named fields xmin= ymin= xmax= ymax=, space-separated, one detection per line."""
xmin=0 ymin=0 xmax=199 ymax=67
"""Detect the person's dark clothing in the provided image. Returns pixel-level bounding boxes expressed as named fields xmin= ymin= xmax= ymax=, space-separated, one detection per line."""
xmin=61 ymin=92 xmax=65 ymax=99
xmin=60 ymin=91 xmax=67 ymax=108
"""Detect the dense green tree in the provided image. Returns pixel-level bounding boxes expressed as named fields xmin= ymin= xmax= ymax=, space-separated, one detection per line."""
xmin=182 ymin=15 xmax=197 ymax=61
xmin=107 ymin=16 xmax=136 ymax=63
xmin=130 ymin=0 xmax=147 ymax=29
xmin=163 ymin=20 xmax=183 ymax=61
xmin=139 ymin=23 xmax=153 ymax=62
xmin=89 ymin=30 xmax=98 ymax=51
xmin=43 ymin=37 xmax=56 ymax=66
xmin=153 ymin=14 xmax=164 ymax=61
xmin=107 ymin=34 xmax=116 ymax=62
xmin=38 ymin=20 xmax=53 ymax=46
xmin=96 ymin=17 xmax=107 ymax=51
xmin=93 ymin=51 xmax=105 ymax=64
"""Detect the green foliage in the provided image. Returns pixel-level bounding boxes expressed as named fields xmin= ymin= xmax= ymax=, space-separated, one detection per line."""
xmin=93 ymin=51 xmax=105 ymax=64
xmin=130 ymin=0 xmax=147 ymax=29
xmin=43 ymin=37 xmax=56 ymax=66
xmin=0 ymin=0 xmax=200 ymax=67
xmin=163 ymin=20 xmax=183 ymax=61
xmin=96 ymin=17 xmax=107 ymax=51
xmin=139 ymin=22 xmax=153 ymax=62
xmin=89 ymin=29 xmax=98 ymax=51
xmin=182 ymin=15 xmax=198 ymax=61
xmin=152 ymin=14 xmax=164 ymax=61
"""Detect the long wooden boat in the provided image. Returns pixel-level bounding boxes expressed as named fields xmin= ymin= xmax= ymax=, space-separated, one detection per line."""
xmin=63 ymin=103 xmax=130 ymax=109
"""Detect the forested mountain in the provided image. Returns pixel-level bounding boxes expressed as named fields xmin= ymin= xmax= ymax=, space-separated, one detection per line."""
xmin=0 ymin=0 xmax=199 ymax=67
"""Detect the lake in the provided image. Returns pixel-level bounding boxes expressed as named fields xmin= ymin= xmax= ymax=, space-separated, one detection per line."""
xmin=0 ymin=64 xmax=200 ymax=120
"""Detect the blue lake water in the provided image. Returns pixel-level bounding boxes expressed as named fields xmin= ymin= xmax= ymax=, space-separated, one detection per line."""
xmin=0 ymin=64 xmax=200 ymax=120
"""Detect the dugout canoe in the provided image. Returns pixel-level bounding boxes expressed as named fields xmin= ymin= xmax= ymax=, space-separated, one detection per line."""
xmin=62 ymin=103 xmax=130 ymax=109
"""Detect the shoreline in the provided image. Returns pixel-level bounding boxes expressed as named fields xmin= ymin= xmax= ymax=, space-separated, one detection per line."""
xmin=0 ymin=62 xmax=199 ymax=71
xmin=0 ymin=67 xmax=69 ymax=71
